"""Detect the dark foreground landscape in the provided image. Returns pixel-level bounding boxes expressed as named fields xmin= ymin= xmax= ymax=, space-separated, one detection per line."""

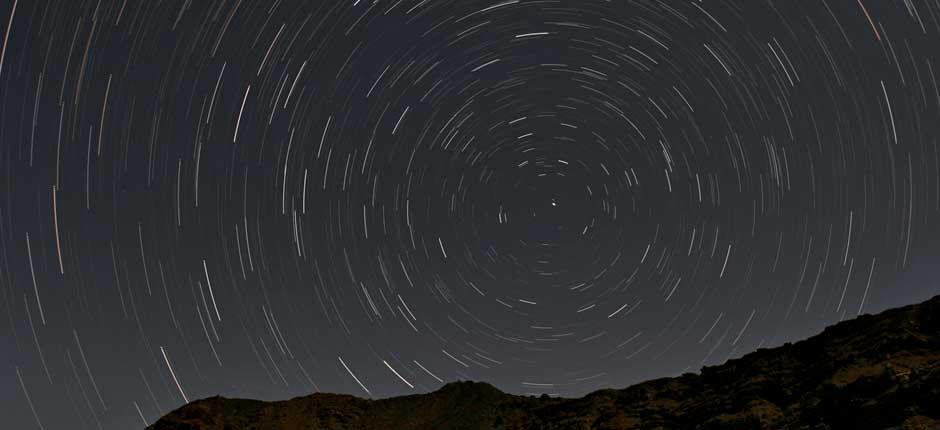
xmin=149 ymin=296 xmax=940 ymax=430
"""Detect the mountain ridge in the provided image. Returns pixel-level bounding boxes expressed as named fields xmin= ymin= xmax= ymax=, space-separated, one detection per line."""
xmin=148 ymin=295 xmax=940 ymax=429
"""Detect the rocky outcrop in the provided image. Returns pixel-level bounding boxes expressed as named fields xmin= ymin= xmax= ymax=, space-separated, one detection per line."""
xmin=148 ymin=295 xmax=940 ymax=429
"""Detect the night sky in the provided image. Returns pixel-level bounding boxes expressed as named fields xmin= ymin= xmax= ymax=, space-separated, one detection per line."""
xmin=2 ymin=0 xmax=940 ymax=428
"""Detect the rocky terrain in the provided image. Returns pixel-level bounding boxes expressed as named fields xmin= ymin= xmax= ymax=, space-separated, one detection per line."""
xmin=148 ymin=295 xmax=940 ymax=429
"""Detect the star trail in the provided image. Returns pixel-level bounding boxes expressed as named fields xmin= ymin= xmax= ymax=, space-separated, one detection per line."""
xmin=2 ymin=0 xmax=940 ymax=428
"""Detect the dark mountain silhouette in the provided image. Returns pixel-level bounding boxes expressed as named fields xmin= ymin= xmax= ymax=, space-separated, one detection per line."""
xmin=148 ymin=295 xmax=940 ymax=429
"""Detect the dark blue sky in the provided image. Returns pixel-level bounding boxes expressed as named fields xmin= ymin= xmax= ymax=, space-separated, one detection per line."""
xmin=2 ymin=0 xmax=940 ymax=428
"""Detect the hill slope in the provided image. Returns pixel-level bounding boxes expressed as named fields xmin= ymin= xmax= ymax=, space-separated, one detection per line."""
xmin=148 ymin=295 xmax=940 ymax=429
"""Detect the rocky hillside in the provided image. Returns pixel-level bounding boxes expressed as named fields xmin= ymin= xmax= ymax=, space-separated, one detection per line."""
xmin=148 ymin=295 xmax=940 ymax=429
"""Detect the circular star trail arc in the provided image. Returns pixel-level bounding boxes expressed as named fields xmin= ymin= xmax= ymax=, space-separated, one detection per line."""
xmin=2 ymin=0 xmax=940 ymax=428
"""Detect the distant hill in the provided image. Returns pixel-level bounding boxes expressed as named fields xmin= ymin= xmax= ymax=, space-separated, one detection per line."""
xmin=148 ymin=295 xmax=940 ymax=429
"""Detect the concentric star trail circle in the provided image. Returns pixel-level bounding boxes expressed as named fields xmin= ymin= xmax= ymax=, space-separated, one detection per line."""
xmin=2 ymin=1 xmax=940 ymax=428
